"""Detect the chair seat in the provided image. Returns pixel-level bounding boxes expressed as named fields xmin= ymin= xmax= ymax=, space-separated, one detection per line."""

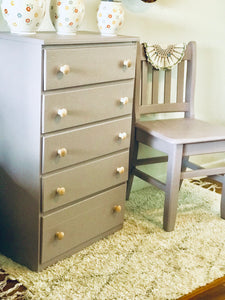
xmin=136 ymin=118 xmax=225 ymax=144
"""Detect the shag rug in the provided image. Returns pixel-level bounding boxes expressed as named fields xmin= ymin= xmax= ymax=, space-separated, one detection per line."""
xmin=1 ymin=180 xmax=225 ymax=300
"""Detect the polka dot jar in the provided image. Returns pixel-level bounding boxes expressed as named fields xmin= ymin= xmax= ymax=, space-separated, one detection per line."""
xmin=50 ymin=0 xmax=85 ymax=35
xmin=0 ymin=0 xmax=46 ymax=34
xmin=97 ymin=1 xmax=124 ymax=36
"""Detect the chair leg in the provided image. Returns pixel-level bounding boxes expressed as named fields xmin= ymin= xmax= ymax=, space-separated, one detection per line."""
xmin=221 ymin=175 xmax=225 ymax=219
xmin=126 ymin=171 xmax=134 ymax=200
xmin=163 ymin=144 xmax=183 ymax=232
xmin=126 ymin=140 xmax=139 ymax=200
xmin=180 ymin=156 xmax=189 ymax=188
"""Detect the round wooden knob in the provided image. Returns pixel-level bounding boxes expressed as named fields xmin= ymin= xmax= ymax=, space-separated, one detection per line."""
xmin=120 ymin=97 xmax=129 ymax=105
xmin=123 ymin=59 xmax=132 ymax=68
xmin=59 ymin=64 xmax=70 ymax=75
xmin=57 ymin=108 xmax=68 ymax=118
xmin=56 ymin=187 xmax=66 ymax=195
xmin=55 ymin=232 xmax=64 ymax=240
xmin=57 ymin=148 xmax=67 ymax=157
xmin=118 ymin=132 xmax=127 ymax=140
xmin=113 ymin=205 xmax=122 ymax=213
xmin=116 ymin=166 xmax=125 ymax=174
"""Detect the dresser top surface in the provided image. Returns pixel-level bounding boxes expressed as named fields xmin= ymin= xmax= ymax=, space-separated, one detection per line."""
xmin=0 ymin=31 xmax=139 ymax=45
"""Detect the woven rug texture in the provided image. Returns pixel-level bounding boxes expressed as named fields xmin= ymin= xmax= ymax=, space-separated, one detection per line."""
xmin=0 ymin=180 xmax=225 ymax=300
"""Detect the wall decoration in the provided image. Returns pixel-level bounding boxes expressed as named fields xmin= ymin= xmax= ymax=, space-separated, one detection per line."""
xmin=141 ymin=0 xmax=156 ymax=2
xmin=121 ymin=0 xmax=155 ymax=13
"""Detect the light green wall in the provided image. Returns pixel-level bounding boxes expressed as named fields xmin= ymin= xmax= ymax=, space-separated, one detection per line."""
xmin=1 ymin=0 xmax=225 ymax=190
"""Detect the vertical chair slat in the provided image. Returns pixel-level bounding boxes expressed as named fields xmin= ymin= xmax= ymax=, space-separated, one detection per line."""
xmin=152 ymin=68 xmax=159 ymax=104
xmin=141 ymin=61 xmax=149 ymax=105
xmin=177 ymin=61 xmax=185 ymax=103
xmin=164 ymin=70 xmax=172 ymax=104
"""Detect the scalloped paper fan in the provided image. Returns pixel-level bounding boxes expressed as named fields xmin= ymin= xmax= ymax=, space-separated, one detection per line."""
xmin=143 ymin=42 xmax=186 ymax=70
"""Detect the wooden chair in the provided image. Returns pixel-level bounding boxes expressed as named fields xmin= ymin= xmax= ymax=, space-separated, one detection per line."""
xmin=127 ymin=41 xmax=225 ymax=232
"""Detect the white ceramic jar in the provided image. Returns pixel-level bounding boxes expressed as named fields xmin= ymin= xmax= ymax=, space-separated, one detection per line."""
xmin=97 ymin=1 xmax=124 ymax=36
xmin=50 ymin=0 xmax=85 ymax=35
xmin=0 ymin=0 xmax=46 ymax=34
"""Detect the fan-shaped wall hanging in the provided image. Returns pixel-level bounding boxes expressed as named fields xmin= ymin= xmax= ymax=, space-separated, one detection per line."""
xmin=143 ymin=43 xmax=187 ymax=70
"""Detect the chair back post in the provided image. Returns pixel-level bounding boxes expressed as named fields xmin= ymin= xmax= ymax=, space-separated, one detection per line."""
xmin=185 ymin=41 xmax=196 ymax=118
xmin=133 ymin=41 xmax=142 ymax=123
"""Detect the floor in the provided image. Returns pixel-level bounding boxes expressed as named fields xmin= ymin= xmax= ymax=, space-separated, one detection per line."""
xmin=179 ymin=276 xmax=225 ymax=300
xmin=178 ymin=177 xmax=224 ymax=300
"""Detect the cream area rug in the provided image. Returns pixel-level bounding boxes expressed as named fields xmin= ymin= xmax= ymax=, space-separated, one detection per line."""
xmin=1 ymin=180 xmax=225 ymax=300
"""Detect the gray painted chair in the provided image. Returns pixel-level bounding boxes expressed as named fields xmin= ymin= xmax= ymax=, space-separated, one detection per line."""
xmin=127 ymin=41 xmax=225 ymax=231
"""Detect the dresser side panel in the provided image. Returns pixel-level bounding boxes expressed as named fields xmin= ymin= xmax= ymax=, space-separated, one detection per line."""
xmin=0 ymin=39 xmax=42 ymax=271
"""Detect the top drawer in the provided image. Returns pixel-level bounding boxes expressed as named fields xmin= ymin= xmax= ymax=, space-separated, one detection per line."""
xmin=43 ymin=44 xmax=137 ymax=91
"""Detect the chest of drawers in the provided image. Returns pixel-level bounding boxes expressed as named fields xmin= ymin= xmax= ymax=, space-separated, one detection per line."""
xmin=0 ymin=32 xmax=137 ymax=271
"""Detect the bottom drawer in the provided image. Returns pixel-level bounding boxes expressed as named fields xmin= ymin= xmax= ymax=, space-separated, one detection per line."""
xmin=41 ymin=184 xmax=126 ymax=263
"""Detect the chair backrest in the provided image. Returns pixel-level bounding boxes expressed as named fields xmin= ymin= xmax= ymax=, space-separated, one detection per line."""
xmin=134 ymin=41 xmax=196 ymax=121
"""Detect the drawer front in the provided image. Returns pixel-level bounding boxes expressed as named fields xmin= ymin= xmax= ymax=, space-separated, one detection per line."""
xmin=41 ymin=184 xmax=126 ymax=263
xmin=42 ymin=81 xmax=134 ymax=133
xmin=42 ymin=151 xmax=129 ymax=212
xmin=42 ymin=117 xmax=131 ymax=173
xmin=43 ymin=44 xmax=137 ymax=90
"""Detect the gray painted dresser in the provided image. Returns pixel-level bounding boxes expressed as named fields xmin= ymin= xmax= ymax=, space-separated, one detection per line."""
xmin=0 ymin=32 xmax=137 ymax=271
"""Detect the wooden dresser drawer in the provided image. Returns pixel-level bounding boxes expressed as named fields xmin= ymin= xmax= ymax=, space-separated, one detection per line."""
xmin=42 ymin=117 xmax=131 ymax=173
xmin=41 ymin=184 xmax=126 ymax=263
xmin=42 ymin=81 xmax=134 ymax=133
xmin=43 ymin=44 xmax=137 ymax=90
xmin=42 ymin=151 xmax=129 ymax=212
